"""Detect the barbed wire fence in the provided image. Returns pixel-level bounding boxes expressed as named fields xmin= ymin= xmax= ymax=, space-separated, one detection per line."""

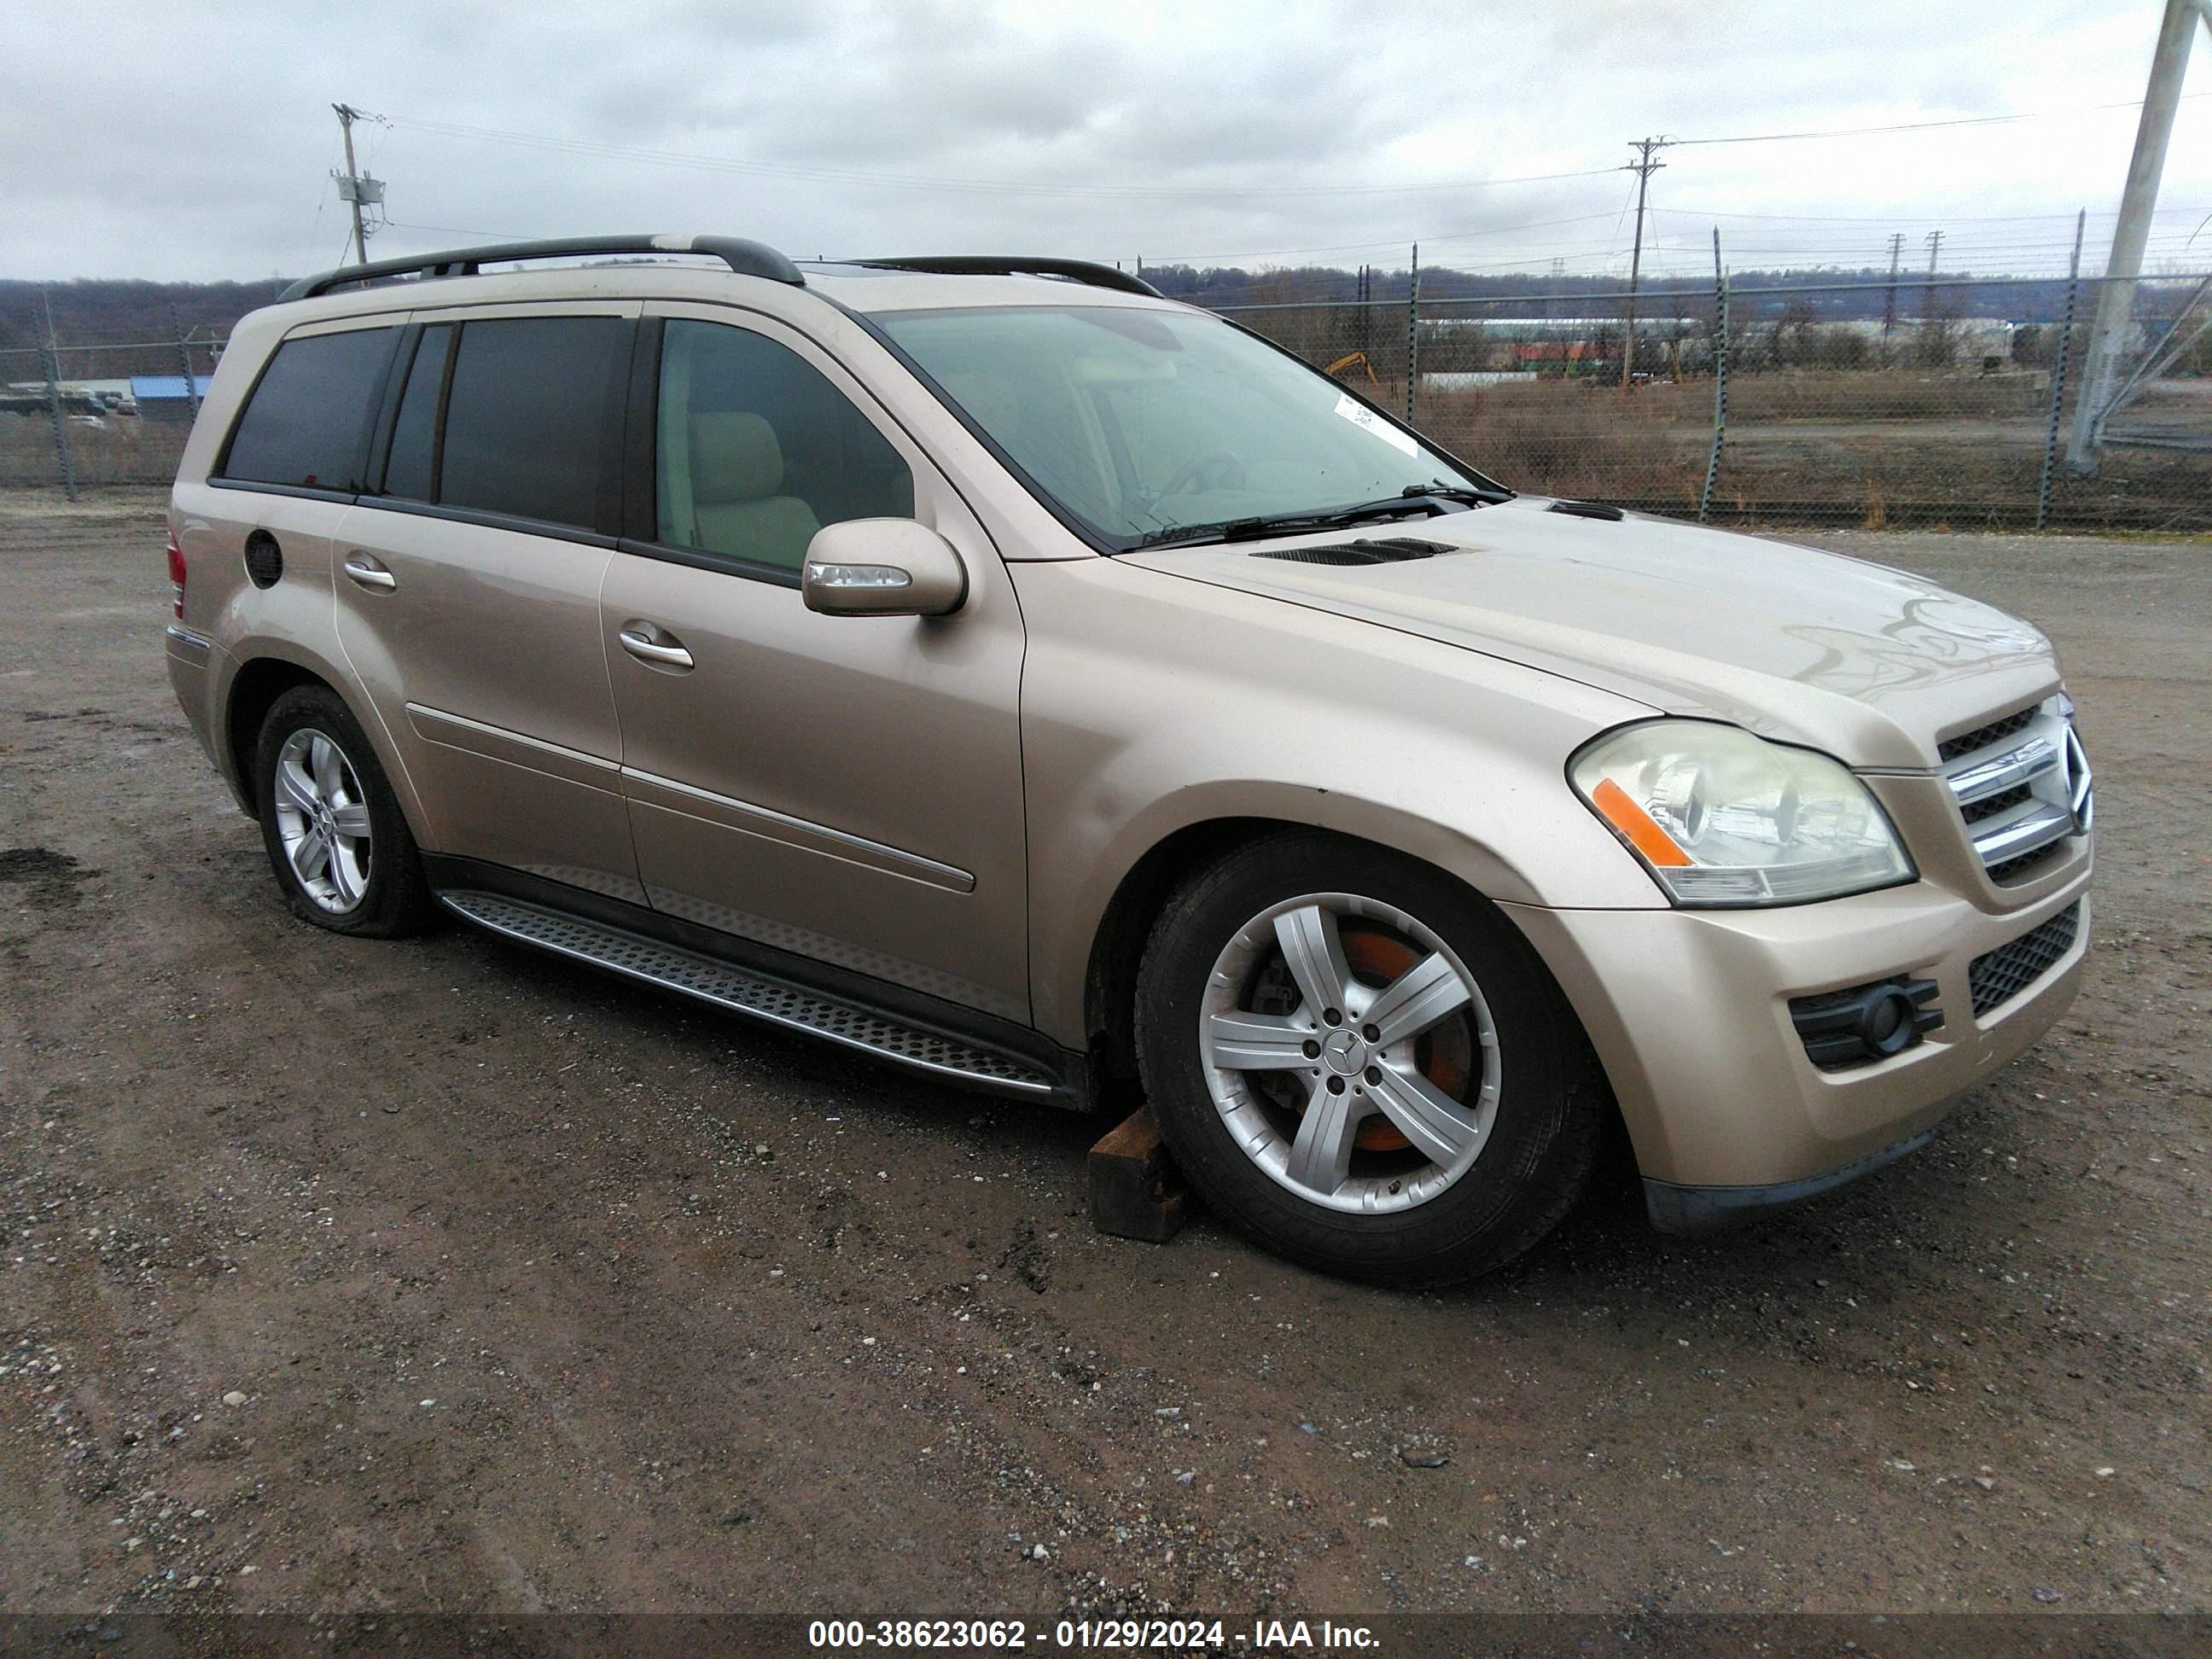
xmin=7 ymin=265 xmax=2209 ymax=530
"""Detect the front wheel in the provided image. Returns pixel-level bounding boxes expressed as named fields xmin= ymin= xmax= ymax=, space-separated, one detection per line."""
xmin=1134 ymin=832 xmax=1600 ymax=1286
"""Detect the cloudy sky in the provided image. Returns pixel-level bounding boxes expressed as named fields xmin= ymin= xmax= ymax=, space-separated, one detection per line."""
xmin=7 ymin=0 xmax=2210 ymax=283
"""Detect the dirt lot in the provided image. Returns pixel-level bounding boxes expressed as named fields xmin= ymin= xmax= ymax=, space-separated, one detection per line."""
xmin=2 ymin=492 xmax=2207 ymax=1621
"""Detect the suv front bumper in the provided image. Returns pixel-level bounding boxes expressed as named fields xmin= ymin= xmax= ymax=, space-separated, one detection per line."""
xmin=1501 ymin=867 xmax=2090 ymax=1234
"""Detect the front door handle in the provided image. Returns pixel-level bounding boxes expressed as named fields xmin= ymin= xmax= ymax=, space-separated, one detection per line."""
xmin=618 ymin=623 xmax=695 ymax=671
xmin=342 ymin=554 xmax=397 ymax=592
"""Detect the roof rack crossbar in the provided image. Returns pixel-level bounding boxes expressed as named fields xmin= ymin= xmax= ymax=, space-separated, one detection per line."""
xmin=277 ymin=236 xmax=805 ymax=303
xmin=851 ymin=256 xmax=1163 ymax=299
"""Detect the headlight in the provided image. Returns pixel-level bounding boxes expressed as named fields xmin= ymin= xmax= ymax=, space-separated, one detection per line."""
xmin=1569 ymin=720 xmax=1914 ymax=907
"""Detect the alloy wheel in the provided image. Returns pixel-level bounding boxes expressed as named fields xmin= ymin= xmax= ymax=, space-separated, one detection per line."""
xmin=271 ymin=728 xmax=373 ymax=915
xmin=1198 ymin=892 xmax=1500 ymax=1214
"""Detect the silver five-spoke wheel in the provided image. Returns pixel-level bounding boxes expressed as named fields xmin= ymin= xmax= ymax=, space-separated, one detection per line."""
xmin=1200 ymin=892 xmax=1499 ymax=1214
xmin=271 ymin=728 xmax=373 ymax=915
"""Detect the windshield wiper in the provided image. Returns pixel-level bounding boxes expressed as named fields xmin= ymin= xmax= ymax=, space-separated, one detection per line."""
xmin=1128 ymin=480 xmax=1507 ymax=552
xmin=1412 ymin=479 xmax=1512 ymax=507
xmin=1130 ymin=494 xmax=1441 ymax=551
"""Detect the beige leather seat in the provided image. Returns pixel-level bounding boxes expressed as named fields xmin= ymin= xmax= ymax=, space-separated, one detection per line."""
xmin=689 ymin=410 xmax=821 ymax=570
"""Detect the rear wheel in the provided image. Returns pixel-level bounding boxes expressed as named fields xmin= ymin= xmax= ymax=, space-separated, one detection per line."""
xmin=1134 ymin=831 xmax=1599 ymax=1285
xmin=253 ymin=684 xmax=434 ymax=937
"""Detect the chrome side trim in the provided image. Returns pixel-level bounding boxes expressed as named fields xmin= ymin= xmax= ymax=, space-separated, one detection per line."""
xmin=405 ymin=702 xmax=622 ymax=790
xmin=620 ymin=766 xmax=976 ymax=894
xmin=164 ymin=624 xmax=213 ymax=663
xmin=439 ymin=889 xmax=1053 ymax=1095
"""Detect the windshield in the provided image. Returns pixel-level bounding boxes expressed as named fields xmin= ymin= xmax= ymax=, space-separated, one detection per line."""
xmin=876 ymin=304 xmax=1499 ymax=549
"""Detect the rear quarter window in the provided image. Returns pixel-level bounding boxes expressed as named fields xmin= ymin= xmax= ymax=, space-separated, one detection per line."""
xmin=219 ymin=327 xmax=397 ymax=492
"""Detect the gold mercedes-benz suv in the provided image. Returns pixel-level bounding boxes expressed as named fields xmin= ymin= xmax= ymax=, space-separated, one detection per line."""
xmin=162 ymin=235 xmax=2093 ymax=1284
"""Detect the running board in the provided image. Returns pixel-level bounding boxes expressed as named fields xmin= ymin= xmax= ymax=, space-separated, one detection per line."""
xmin=439 ymin=890 xmax=1059 ymax=1098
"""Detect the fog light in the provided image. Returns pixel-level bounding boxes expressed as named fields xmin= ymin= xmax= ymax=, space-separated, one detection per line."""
xmin=1790 ymin=975 xmax=1943 ymax=1070
xmin=1860 ymin=987 xmax=1917 ymax=1056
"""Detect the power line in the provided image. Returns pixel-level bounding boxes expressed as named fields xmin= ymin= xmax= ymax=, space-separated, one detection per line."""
xmin=1669 ymin=90 xmax=2210 ymax=148
xmin=1654 ymin=203 xmax=2209 ymax=224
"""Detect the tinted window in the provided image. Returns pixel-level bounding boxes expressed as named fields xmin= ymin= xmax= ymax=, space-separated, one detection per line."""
xmin=656 ymin=319 xmax=913 ymax=571
xmin=380 ymin=324 xmax=452 ymax=502
xmin=439 ymin=317 xmax=627 ymax=528
xmin=221 ymin=327 xmax=395 ymax=492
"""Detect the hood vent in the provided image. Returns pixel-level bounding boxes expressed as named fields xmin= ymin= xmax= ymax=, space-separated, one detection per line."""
xmin=1547 ymin=499 xmax=1625 ymax=521
xmin=1253 ymin=536 xmax=1449 ymax=567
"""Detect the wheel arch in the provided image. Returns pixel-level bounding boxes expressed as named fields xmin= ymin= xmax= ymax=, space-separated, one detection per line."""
xmin=1076 ymin=814 xmax=1622 ymax=1143
xmin=218 ymin=649 xmax=430 ymax=841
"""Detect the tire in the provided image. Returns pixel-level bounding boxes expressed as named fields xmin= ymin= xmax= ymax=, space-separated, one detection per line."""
xmin=252 ymin=684 xmax=435 ymax=938
xmin=1134 ymin=830 xmax=1600 ymax=1287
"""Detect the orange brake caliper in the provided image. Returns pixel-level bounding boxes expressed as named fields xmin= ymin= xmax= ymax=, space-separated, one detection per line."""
xmin=1338 ymin=928 xmax=1468 ymax=1153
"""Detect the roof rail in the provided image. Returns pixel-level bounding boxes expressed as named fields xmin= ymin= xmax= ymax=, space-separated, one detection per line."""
xmin=850 ymin=256 xmax=1164 ymax=299
xmin=276 ymin=235 xmax=806 ymax=303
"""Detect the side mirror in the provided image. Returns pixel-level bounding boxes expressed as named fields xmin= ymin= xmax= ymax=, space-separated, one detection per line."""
xmin=802 ymin=520 xmax=969 ymax=617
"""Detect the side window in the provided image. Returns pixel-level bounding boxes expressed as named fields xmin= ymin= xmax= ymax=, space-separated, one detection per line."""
xmin=379 ymin=323 xmax=453 ymax=503
xmin=220 ymin=327 xmax=395 ymax=492
xmin=438 ymin=316 xmax=627 ymax=529
xmin=656 ymin=319 xmax=914 ymax=572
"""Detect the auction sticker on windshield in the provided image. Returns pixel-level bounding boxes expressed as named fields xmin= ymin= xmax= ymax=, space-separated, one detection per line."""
xmin=1331 ymin=392 xmax=1419 ymax=456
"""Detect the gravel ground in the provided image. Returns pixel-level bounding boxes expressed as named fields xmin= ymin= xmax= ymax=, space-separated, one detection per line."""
xmin=1 ymin=492 xmax=2206 ymax=1618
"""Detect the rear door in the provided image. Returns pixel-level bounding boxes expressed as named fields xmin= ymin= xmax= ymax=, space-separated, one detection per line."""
xmin=599 ymin=306 xmax=1031 ymax=1022
xmin=332 ymin=302 xmax=645 ymax=902
xmin=196 ymin=317 xmax=405 ymax=689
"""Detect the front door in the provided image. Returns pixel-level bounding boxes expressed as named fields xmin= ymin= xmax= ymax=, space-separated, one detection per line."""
xmin=600 ymin=307 xmax=1029 ymax=1022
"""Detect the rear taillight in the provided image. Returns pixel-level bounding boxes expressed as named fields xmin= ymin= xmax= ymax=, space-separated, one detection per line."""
xmin=166 ymin=529 xmax=186 ymax=620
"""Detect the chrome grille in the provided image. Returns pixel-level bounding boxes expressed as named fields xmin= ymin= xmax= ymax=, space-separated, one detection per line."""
xmin=440 ymin=891 xmax=1056 ymax=1094
xmin=1969 ymin=903 xmax=2081 ymax=1016
xmin=1940 ymin=696 xmax=2092 ymax=882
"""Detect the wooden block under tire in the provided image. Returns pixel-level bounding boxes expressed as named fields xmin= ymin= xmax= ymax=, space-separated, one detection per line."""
xmin=1087 ymin=1106 xmax=1190 ymax=1243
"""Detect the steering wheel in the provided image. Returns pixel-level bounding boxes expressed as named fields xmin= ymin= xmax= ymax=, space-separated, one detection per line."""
xmin=1156 ymin=449 xmax=1247 ymax=497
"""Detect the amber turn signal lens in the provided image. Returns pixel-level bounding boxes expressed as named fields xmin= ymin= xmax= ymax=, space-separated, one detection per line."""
xmin=1590 ymin=777 xmax=1693 ymax=868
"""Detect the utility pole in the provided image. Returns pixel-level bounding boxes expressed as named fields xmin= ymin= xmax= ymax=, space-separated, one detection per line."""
xmin=1881 ymin=232 xmax=1904 ymax=340
xmin=1621 ymin=137 xmax=1668 ymax=393
xmin=331 ymin=104 xmax=389 ymax=267
xmin=335 ymin=104 xmax=368 ymax=265
xmin=2067 ymin=0 xmax=2207 ymax=469
xmin=1920 ymin=230 xmax=1945 ymax=357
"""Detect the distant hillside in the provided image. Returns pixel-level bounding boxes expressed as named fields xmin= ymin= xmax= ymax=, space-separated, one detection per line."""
xmin=0 ymin=278 xmax=289 ymax=380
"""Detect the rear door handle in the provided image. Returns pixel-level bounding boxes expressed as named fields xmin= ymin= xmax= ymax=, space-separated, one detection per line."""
xmin=618 ymin=623 xmax=695 ymax=671
xmin=342 ymin=554 xmax=397 ymax=592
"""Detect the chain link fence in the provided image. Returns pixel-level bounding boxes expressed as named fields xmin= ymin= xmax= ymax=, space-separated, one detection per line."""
xmin=1221 ymin=271 xmax=2212 ymax=533
xmin=8 ymin=271 xmax=2209 ymax=530
xmin=0 ymin=329 xmax=221 ymax=492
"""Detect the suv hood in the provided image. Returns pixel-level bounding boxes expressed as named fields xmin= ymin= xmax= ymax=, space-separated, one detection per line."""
xmin=1121 ymin=498 xmax=2058 ymax=770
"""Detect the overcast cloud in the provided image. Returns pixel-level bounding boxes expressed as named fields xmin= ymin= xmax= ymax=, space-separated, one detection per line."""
xmin=4 ymin=0 xmax=2209 ymax=282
